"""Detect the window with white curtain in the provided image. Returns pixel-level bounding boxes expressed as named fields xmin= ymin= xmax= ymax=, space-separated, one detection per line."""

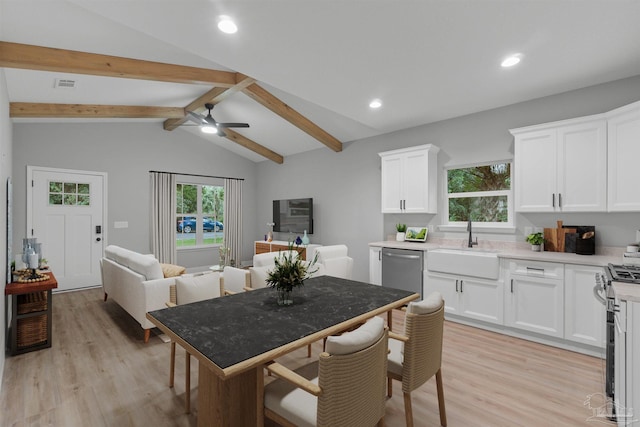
xmin=176 ymin=179 xmax=225 ymax=248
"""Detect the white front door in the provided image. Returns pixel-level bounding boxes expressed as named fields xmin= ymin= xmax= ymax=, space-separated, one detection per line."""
xmin=28 ymin=166 xmax=106 ymax=292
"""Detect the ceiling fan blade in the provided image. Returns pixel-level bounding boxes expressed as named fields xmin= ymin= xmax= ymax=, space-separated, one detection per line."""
xmin=186 ymin=111 xmax=207 ymax=125
xmin=217 ymin=129 xmax=227 ymax=137
xmin=217 ymin=122 xmax=250 ymax=128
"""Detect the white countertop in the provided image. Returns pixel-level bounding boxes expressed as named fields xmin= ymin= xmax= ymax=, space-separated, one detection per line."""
xmin=614 ymin=282 xmax=640 ymax=303
xmin=369 ymin=240 xmax=621 ymax=267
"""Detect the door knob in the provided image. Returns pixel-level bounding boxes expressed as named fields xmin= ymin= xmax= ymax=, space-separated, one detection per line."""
xmin=96 ymin=237 xmax=102 ymax=242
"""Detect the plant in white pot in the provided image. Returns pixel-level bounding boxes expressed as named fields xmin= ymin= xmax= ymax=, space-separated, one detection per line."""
xmin=396 ymin=224 xmax=407 ymax=242
xmin=526 ymin=232 xmax=545 ymax=252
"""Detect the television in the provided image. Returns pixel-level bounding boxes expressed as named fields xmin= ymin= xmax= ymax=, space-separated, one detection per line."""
xmin=273 ymin=198 xmax=313 ymax=234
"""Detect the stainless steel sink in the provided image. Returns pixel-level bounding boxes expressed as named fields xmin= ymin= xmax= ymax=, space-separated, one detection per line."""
xmin=426 ymin=248 xmax=500 ymax=279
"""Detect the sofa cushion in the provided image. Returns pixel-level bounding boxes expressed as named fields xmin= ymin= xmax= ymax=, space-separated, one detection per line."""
xmin=325 ymin=316 xmax=384 ymax=355
xmin=127 ymin=251 xmax=163 ymax=280
xmin=175 ymin=272 xmax=221 ymax=305
xmin=161 ymin=263 xmax=186 ymax=278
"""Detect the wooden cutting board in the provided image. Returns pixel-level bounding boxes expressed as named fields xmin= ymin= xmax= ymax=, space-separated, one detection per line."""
xmin=544 ymin=221 xmax=576 ymax=252
xmin=543 ymin=227 xmax=557 ymax=251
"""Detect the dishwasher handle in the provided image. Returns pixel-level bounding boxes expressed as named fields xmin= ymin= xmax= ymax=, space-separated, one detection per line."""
xmin=383 ymin=252 xmax=422 ymax=260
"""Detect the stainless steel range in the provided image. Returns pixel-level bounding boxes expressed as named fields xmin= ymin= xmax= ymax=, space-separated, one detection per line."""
xmin=594 ymin=263 xmax=637 ymax=422
xmin=608 ymin=263 xmax=640 ymax=283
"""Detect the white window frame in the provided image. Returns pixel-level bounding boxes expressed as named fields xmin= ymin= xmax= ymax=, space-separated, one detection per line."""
xmin=443 ymin=161 xmax=514 ymax=230
xmin=176 ymin=176 xmax=224 ymax=250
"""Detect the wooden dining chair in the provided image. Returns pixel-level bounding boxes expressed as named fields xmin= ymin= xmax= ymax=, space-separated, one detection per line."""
xmin=166 ymin=272 xmax=224 ymax=413
xmin=263 ymin=316 xmax=388 ymax=427
xmin=387 ymin=291 xmax=446 ymax=427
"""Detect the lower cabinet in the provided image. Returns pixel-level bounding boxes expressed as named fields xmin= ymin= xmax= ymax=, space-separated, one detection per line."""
xmin=369 ymin=247 xmax=382 ymax=286
xmin=425 ymin=271 xmax=503 ymax=325
xmin=505 ymin=260 xmax=564 ymax=338
xmin=564 ymin=264 xmax=605 ymax=347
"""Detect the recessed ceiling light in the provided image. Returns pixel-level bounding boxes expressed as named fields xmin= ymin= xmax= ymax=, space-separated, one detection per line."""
xmin=218 ymin=16 xmax=238 ymax=34
xmin=369 ymin=99 xmax=383 ymax=109
xmin=501 ymin=54 xmax=522 ymax=68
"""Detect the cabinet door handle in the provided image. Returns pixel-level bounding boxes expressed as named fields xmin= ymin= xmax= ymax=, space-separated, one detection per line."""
xmin=455 ymin=279 xmax=459 ymax=292
xmin=510 ymin=279 xmax=514 ymax=293
xmin=378 ymin=250 xmax=382 ymax=261
xmin=526 ymin=266 xmax=545 ymax=274
xmin=558 ymin=193 xmax=562 ymax=208
xmin=552 ymin=193 xmax=555 ymax=207
xmin=460 ymin=280 xmax=463 ymax=293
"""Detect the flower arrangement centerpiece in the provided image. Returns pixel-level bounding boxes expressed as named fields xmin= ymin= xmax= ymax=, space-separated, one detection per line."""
xmin=266 ymin=244 xmax=318 ymax=306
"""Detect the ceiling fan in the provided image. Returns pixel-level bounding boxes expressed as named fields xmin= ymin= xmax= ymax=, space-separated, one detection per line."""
xmin=186 ymin=103 xmax=250 ymax=137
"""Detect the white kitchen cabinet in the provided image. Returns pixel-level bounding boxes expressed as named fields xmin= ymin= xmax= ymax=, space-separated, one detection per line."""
xmin=379 ymin=144 xmax=439 ymax=213
xmin=505 ymin=260 xmax=564 ymax=338
xmin=607 ymin=100 xmax=640 ymax=211
xmin=511 ymin=116 xmax=607 ymax=212
xmin=564 ymin=265 xmax=605 ymax=347
xmin=425 ymin=271 xmax=503 ymax=324
xmin=368 ymin=247 xmax=382 ymax=285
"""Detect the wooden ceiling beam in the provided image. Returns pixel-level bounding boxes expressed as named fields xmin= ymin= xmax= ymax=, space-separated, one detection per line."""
xmin=163 ymin=73 xmax=257 ymax=131
xmin=242 ymin=83 xmax=343 ymax=152
xmin=10 ymin=102 xmax=185 ymax=118
xmin=0 ymin=41 xmax=236 ymax=86
xmin=223 ymin=129 xmax=284 ymax=164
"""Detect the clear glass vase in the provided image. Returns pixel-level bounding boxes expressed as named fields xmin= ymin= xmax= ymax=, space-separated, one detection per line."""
xmin=276 ymin=288 xmax=294 ymax=306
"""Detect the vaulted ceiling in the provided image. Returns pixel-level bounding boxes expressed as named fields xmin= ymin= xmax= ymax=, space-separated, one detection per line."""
xmin=2 ymin=0 xmax=640 ymax=164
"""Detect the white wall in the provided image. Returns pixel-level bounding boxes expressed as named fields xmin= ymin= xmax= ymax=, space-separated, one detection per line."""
xmin=0 ymin=68 xmax=14 ymax=391
xmin=12 ymin=123 xmax=259 ymax=267
xmin=256 ymin=75 xmax=640 ymax=282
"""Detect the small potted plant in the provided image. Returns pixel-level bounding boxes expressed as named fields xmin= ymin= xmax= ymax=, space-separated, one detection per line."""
xmin=266 ymin=244 xmax=318 ymax=306
xmin=526 ymin=232 xmax=545 ymax=252
xmin=396 ymin=224 xmax=407 ymax=242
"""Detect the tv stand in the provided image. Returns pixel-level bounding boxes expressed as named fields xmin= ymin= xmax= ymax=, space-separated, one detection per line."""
xmin=254 ymin=240 xmax=321 ymax=261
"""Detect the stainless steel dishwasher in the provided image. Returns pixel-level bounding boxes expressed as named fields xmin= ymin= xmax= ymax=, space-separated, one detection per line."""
xmin=381 ymin=247 xmax=423 ymax=298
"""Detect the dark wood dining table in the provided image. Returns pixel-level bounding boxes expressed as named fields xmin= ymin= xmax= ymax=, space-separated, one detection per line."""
xmin=147 ymin=275 xmax=419 ymax=427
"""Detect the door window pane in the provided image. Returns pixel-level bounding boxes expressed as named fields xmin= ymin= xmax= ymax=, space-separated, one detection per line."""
xmin=48 ymin=181 xmax=91 ymax=206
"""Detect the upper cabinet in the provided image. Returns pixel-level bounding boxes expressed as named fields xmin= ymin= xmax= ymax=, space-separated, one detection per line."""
xmin=511 ymin=116 xmax=607 ymax=212
xmin=607 ymin=101 xmax=640 ymax=212
xmin=379 ymin=144 xmax=439 ymax=214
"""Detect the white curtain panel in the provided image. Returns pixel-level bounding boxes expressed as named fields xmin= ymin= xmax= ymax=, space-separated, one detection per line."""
xmin=150 ymin=172 xmax=176 ymax=264
xmin=224 ymin=178 xmax=243 ymax=266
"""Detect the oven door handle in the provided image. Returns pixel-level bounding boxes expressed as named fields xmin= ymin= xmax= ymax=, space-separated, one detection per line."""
xmin=614 ymin=313 xmax=624 ymax=334
xmin=593 ymin=275 xmax=607 ymax=306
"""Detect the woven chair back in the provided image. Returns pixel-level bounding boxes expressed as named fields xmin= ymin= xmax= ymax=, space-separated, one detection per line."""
xmin=402 ymin=303 xmax=444 ymax=393
xmin=316 ymin=328 xmax=388 ymax=427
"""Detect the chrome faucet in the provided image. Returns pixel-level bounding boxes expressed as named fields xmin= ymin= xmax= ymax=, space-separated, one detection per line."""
xmin=467 ymin=219 xmax=478 ymax=248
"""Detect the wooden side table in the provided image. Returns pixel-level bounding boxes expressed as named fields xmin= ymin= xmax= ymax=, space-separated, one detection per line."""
xmin=5 ymin=272 xmax=58 ymax=355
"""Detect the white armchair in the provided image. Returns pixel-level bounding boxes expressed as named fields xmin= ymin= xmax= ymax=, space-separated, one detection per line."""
xmin=221 ymin=266 xmax=250 ymax=294
xmin=314 ymin=245 xmax=354 ymax=280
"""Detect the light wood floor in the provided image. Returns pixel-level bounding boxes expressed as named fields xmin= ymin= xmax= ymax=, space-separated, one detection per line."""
xmin=1 ymin=288 xmax=614 ymax=426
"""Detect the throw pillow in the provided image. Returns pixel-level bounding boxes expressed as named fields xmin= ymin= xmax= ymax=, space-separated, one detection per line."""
xmin=161 ymin=263 xmax=186 ymax=278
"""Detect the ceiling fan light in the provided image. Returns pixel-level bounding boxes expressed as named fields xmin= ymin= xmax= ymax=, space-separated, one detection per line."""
xmin=218 ymin=16 xmax=238 ymax=34
xmin=201 ymin=125 xmax=217 ymax=134
xmin=501 ymin=54 xmax=522 ymax=68
xmin=369 ymin=99 xmax=383 ymax=109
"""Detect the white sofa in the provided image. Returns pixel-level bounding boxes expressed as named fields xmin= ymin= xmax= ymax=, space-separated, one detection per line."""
xmin=101 ymin=245 xmax=176 ymax=342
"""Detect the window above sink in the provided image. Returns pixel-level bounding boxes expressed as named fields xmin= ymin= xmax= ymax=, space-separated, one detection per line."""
xmin=444 ymin=161 xmax=513 ymax=230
